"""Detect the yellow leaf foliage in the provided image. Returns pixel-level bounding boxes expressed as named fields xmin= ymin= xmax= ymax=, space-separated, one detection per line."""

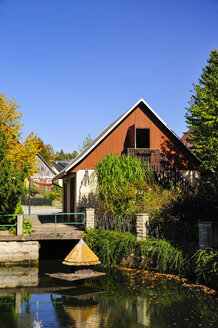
xmin=0 ymin=93 xmax=41 ymax=176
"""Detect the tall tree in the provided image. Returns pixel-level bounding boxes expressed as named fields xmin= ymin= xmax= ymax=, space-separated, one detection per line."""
xmin=0 ymin=93 xmax=40 ymax=176
xmin=55 ymin=149 xmax=78 ymax=161
xmin=185 ymin=49 xmax=218 ymax=171
xmin=0 ymin=126 xmax=26 ymax=216
xmin=78 ymin=133 xmax=93 ymax=152
xmin=37 ymin=137 xmax=55 ymax=165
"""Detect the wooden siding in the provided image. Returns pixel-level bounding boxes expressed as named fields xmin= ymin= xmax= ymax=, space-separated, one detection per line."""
xmin=71 ymin=103 xmax=200 ymax=173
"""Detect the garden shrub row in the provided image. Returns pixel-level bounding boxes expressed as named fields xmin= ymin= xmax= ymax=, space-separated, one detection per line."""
xmin=84 ymin=228 xmax=218 ymax=289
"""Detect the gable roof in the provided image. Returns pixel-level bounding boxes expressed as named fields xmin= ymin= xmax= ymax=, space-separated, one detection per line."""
xmin=36 ymin=153 xmax=57 ymax=175
xmin=54 ymin=98 xmax=202 ymax=180
xmin=53 ymin=160 xmax=71 ymax=172
xmin=181 ymin=130 xmax=193 ymax=148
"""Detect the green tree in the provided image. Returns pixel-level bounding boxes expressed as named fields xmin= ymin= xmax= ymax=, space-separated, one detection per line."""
xmin=65 ymin=150 xmax=79 ymax=160
xmin=37 ymin=137 xmax=55 ymax=165
xmin=55 ymin=134 xmax=93 ymax=161
xmin=55 ymin=148 xmax=65 ymax=160
xmin=185 ymin=49 xmax=218 ymax=171
xmin=55 ymin=149 xmax=78 ymax=160
xmin=0 ymin=125 xmax=26 ymax=217
xmin=0 ymin=93 xmax=40 ymax=176
xmin=78 ymin=133 xmax=93 ymax=152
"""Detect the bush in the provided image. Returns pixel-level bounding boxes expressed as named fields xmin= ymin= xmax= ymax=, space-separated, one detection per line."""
xmin=136 ymin=238 xmax=188 ymax=276
xmin=84 ymin=229 xmax=187 ymax=275
xmin=84 ymin=229 xmax=217 ymax=289
xmin=95 ymin=154 xmax=180 ymax=232
xmin=191 ymin=248 xmax=218 ymax=288
xmin=9 ymin=219 xmax=33 ymax=235
xmin=149 ymin=172 xmax=218 ymax=249
xmin=84 ymin=228 xmax=137 ymax=266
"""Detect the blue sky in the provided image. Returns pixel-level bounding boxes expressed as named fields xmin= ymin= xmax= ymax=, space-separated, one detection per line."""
xmin=1 ymin=0 xmax=217 ymax=152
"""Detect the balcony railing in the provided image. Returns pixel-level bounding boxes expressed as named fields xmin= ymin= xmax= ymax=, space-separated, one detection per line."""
xmin=127 ymin=148 xmax=161 ymax=171
xmin=127 ymin=148 xmax=192 ymax=192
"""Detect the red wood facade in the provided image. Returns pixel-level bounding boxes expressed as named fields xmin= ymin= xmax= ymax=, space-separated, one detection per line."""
xmin=70 ymin=102 xmax=200 ymax=174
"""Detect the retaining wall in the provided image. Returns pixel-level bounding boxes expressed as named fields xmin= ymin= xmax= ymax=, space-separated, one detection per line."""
xmin=0 ymin=241 xmax=39 ymax=264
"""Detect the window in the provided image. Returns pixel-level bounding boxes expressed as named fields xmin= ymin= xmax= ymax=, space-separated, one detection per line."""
xmin=136 ymin=129 xmax=150 ymax=148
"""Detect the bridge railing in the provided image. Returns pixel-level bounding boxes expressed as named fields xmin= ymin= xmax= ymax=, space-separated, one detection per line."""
xmin=0 ymin=214 xmax=17 ymax=234
xmin=0 ymin=212 xmax=85 ymax=236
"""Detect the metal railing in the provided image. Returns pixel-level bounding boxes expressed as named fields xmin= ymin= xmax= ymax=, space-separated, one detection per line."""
xmin=0 ymin=214 xmax=17 ymax=233
xmin=0 ymin=212 xmax=85 ymax=235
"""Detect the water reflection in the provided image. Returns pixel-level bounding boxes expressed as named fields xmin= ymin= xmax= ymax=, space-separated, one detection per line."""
xmin=0 ymin=262 xmax=217 ymax=328
xmin=0 ymin=265 xmax=38 ymax=288
xmin=54 ymin=292 xmax=101 ymax=328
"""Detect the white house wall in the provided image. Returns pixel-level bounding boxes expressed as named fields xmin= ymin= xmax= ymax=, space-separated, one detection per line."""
xmin=75 ymin=169 xmax=97 ymax=210
xmin=32 ymin=157 xmax=55 ymax=180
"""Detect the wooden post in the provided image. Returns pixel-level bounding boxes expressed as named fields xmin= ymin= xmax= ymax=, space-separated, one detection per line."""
xmin=17 ymin=215 xmax=23 ymax=236
xmin=85 ymin=208 xmax=95 ymax=229
xmin=136 ymin=213 xmax=150 ymax=241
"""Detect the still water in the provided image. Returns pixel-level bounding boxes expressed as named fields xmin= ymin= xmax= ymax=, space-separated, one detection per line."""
xmin=0 ymin=261 xmax=217 ymax=328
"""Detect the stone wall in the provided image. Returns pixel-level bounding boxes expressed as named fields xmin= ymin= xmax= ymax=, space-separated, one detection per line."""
xmin=0 ymin=241 xmax=39 ymax=264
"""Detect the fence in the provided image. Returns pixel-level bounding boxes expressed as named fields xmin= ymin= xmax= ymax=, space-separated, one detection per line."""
xmin=0 ymin=212 xmax=85 ymax=235
xmin=95 ymin=212 xmax=136 ymax=234
xmin=21 ymin=197 xmax=52 ymax=206
xmin=127 ymin=148 xmax=193 ymax=193
xmin=155 ymin=168 xmax=192 ymax=193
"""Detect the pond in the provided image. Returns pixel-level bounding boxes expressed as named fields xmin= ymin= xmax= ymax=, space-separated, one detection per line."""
xmin=0 ymin=261 xmax=217 ymax=328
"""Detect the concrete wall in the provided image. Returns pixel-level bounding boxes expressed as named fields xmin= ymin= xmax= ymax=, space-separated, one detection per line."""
xmin=0 ymin=241 xmax=39 ymax=264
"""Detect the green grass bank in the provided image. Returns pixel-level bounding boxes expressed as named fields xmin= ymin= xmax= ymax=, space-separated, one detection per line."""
xmin=84 ymin=228 xmax=218 ymax=290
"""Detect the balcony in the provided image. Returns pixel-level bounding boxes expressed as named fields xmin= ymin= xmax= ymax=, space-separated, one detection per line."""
xmin=127 ymin=148 xmax=161 ymax=172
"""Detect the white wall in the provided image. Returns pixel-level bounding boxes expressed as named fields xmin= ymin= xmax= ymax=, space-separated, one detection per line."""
xmin=75 ymin=169 xmax=97 ymax=209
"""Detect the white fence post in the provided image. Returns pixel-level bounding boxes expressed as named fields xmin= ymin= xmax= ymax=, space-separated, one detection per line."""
xmin=17 ymin=215 xmax=23 ymax=236
xmin=136 ymin=213 xmax=150 ymax=241
xmin=85 ymin=208 xmax=95 ymax=229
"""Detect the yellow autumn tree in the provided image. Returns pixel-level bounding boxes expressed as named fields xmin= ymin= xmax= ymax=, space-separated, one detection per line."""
xmin=0 ymin=93 xmax=41 ymax=176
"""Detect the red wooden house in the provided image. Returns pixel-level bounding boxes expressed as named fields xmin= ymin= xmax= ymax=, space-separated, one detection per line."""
xmin=54 ymin=99 xmax=201 ymax=213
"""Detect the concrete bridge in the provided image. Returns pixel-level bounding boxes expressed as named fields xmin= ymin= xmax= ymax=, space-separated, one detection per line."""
xmin=0 ymin=206 xmax=94 ymax=241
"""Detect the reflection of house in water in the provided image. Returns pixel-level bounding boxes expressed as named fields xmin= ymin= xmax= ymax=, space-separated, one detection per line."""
xmin=55 ymin=291 xmax=151 ymax=328
xmin=64 ymin=302 xmax=100 ymax=328
xmin=53 ymin=291 xmax=102 ymax=328
xmin=137 ymin=297 xmax=150 ymax=327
